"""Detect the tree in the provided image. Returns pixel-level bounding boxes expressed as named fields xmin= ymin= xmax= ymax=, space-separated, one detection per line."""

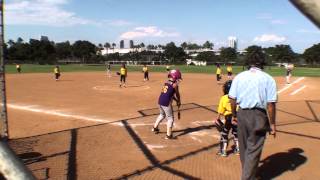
xmin=163 ymin=42 xmax=186 ymax=64
xmin=55 ymin=41 xmax=72 ymax=60
xmin=244 ymin=45 xmax=266 ymax=67
xmin=140 ymin=43 xmax=145 ymax=48
xmin=29 ymin=39 xmax=56 ymax=64
xmin=269 ymin=45 xmax=296 ymax=63
xmin=180 ymin=42 xmax=188 ymax=50
xmin=104 ymin=42 xmax=111 ymax=54
xmin=6 ymin=37 xmax=34 ymax=63
xmin=72 ymin=40 xmax=96 ymax=63
xmin=187 ymin=43 xmax=201 ymax=50
xmin=147 ymin=44 xmax=156 ymax=50
xmin=203 ymin=41 xmax=214 ymax=49
xmin=220 ymin=47 xmax=237 ymax=63
xmin=196 ymin=51 xmax=217 ymax=63
xmin=303 ymin=43 xmax=320 ymax=65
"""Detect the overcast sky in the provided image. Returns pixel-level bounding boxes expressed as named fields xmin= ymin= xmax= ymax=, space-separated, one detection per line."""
xmin=5 ymin=0 xmax=320 ymax=52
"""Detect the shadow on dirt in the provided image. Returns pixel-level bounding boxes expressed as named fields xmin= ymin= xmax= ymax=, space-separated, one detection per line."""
xmin=257 ymin=148 xmax=307 ymax=180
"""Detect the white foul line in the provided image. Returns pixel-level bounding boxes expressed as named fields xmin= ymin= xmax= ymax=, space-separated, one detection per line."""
xmin=277 ymin=77 xmax=305 ymax=94
xmin=290 ymin=85 xmax=307 ymax=95
xmin=7 ymin=104 xmax=111 ymax=123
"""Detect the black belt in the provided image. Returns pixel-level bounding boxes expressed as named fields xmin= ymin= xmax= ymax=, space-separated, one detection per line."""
xmin=240 ymin=107 xmax=266 ymax=113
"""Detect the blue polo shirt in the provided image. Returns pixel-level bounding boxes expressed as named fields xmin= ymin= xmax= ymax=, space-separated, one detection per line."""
xmin=229 ymin=67 xmax=277 ymax=109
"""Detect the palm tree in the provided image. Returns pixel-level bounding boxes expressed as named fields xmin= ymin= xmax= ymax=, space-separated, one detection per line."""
xmin=112 ymin=43 xmax=116 ymax=53
xmin=104 ymin=42 xmax=111 ymax=54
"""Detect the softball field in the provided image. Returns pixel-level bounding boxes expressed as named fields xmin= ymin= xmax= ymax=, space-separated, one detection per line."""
xmin=5 ymin=72 xmax=320 ymax=179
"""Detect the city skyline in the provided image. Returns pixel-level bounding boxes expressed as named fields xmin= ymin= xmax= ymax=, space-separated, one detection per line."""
xmin=5 ymin=0 xmax=320 ymax=53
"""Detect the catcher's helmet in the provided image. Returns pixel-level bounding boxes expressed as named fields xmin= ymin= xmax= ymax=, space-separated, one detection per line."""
xmin=168 ymin=69 xmax=182 ymax=81
xmin=223 ymin=80 xmax=232 ymax=95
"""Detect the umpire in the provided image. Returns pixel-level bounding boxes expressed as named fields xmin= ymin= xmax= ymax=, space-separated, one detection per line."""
xmin=228 ymin=52 xmax=277 ymax=180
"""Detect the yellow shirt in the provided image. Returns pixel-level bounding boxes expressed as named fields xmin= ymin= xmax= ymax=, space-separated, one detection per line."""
xmin=120 ymin=67 xmax=126 ymax=75
xmin=227 ymin=66 xmax=232 ymax=72
xmin=54 ymin=68 xmax=60 ymax=74
xmin=143 ymin=67 xmax=148 ymax=72
xmin=217 ymin=95 xmax=232 ymax=116
xmin=216 ymin=67 xmax=222 ymax=75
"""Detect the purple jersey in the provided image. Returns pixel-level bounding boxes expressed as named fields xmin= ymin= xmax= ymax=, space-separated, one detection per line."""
xmin=158 ymin=81 xmax=176 ymax=106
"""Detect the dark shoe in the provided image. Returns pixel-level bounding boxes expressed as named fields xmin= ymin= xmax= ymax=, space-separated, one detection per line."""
xmin=233 ymin=148 xmax=240 ymax=155
xmin=151 ymin=127 xmax=159 ymax=134
xmin=165 ymin=135 xmax=173 ymax=140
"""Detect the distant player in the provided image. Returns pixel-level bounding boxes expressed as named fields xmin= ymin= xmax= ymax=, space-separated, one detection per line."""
xmin=54 ymin=65 xmax=61 ymax=81
xmin=106 ymin=63 xmax=111 ymax=78
xmin=216 ymin=64 xmax=222 ymax=82
xmin=166 ymin=65 xmax=170 ymax=72
xmin=227 ymin=64 xmax=233 ymax=79
xmin=142 ymin=64 xmax=149 ymax=81
xmin=214 ymin=80 xmax=239 ymax=157
xmin=16 ymin=64 xmax=21 ymax=73
xmin=119 ymin=63 xmax=127 ymax=87
xmin=152 ymin=69 xmax=182 ymax=139
xmin=285 ymin=63 xmax=294 ymax=84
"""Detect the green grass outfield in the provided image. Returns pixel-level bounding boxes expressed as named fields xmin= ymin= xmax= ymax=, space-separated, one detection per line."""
xmin=5 ymin=64 xmax=320 ymax=77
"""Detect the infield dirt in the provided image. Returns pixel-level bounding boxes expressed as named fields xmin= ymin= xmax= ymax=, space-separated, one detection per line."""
xmin=5 ymin=72 xmax=320 ymax=179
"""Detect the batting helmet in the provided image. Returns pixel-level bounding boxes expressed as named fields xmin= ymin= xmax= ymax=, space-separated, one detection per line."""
xmin=223 ymin=80 xmax=232 ymax=95
xmin=168 ymin=69 xmax=182 ymax=81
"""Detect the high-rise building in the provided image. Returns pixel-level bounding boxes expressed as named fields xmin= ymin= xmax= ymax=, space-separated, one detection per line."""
xmin=40 ymin=36 xmax=49 ymax=42
xmin=129 ymin=40 xmax=134 ymax=49
xmin=228 ymin=36 xmax=237 ymax=50
xmin=120 ymin=40 xmax=124 ymax=49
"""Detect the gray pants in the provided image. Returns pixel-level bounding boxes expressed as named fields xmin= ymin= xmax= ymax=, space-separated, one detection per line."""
xmin=154 ymin=105 xmax=174 ymax=128
xmin=237 ymin=108 xmax=270 ymax=180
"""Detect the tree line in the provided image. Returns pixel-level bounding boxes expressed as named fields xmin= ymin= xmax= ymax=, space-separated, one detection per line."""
xmin=4 ymin=37 xmax=320 ymax=66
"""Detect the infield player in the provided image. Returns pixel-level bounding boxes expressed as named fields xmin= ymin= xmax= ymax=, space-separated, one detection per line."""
xmin=119 ymin=63 xmax=127 ymax=88
xmin=106 ymin=63 xmax=111 ymax=78
xmin=227 ymin=64 xmax=233 ymax=79
xmin=216 ymin=64 xmax=222 ymax=82
xmin=16 ymin=64 xmax=21 ymax=73
xmin=285 ymin=63 xmax=294 ymax=84
xmin=54 ymin=65 xmax=61 ymax=81
xmin=152 ymin=69 xmax=182 ymax=139
xmin=166 ymin=65 xmax=170 ymax=72
xmin=214 ymin=80 xmax=239 ymax=157
xmin=142 ymin=64 xmax=149 ymax=81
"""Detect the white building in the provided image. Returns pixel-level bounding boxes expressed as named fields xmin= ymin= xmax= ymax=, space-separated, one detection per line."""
xmin=228 ymin=36 xmax=238 ymax=50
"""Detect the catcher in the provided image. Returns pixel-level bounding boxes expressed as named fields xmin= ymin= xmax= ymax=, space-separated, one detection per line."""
xmin=214 ymin=80 xmax=239 ymax=157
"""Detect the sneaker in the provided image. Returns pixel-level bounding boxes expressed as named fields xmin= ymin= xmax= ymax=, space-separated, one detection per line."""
xmin=151 ymin=127 xmax=159 ymax=134
xmin=220 ymin=151 xmax=227 ymax=157
xmin=165 ymin=135 xmax=173 ymax=140
xmin=233 ymin=148 xmax=240 ymax=155
xmin=217 ymin=150 xmax=227 ymax=157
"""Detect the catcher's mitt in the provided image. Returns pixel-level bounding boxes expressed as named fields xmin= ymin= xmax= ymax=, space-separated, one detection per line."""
xmin=116 ymin=72 xmax=120 ymax=75
xmin=215 ymin=119 xmax=224 ymax=132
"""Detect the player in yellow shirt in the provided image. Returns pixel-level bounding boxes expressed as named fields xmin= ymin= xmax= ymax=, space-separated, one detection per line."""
xmin=226 ymin=64 xmax=233 ymax=79
xmin=54 ymin=65 xmax=61 ymax=81
xmin=166 ymin=65 xmax=170 ymax=72
xmin=119 ymin=63 xmax=127 ymax=87
xmin=216 ymin=64 xmax=222 ymax=82
xmin=214 ymin=80 xmax=239 ymax=157
xmin=142 ymin=64 xmax=149 ymax=81
xmin=16 ymin=64 xmax=21 ymax=73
